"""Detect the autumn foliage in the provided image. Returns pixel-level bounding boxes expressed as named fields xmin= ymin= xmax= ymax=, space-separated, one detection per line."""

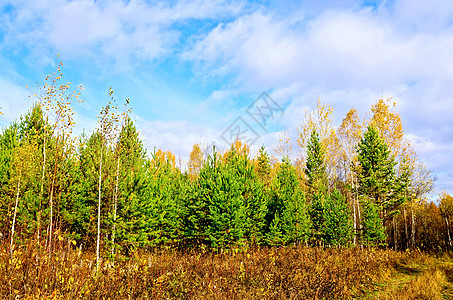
xmin=0 ymin=65 xmax=452 ymax=298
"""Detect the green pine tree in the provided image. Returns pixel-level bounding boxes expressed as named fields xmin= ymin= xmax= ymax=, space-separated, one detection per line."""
xmin=356 ymin=125 xmax=396 ymax=212
xmin=305 ymin=129 xmax=328 ymax=244
xmin=266 ymin=157 xmax=311 ymax=245
xmin=356 ymin=125 xmax=396 ymax=246
xmin=305 ymin=129 xmax=328 ymax=195
xmin=189 ymin=145 xmax=267 ymax=250
xmin=362 ymin=200 xmax=387 ymax=247
xmin=322 ymin=189 xmax=353 ymax=246
xmin=256 ymin=145 xmax=271 ymax=186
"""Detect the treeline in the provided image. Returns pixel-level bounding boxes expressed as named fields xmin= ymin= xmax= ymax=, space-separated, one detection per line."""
xmin=1 ymin=67 xmax=452 ymax=259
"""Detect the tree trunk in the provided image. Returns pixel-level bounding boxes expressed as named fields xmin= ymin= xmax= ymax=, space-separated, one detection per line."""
xmin=403 ymin=207 xmax=408 ymax=249
xmin=111 ymin=155 xmax=120 ymax=258
xmin=38 ymin=130 xmax=46 ymax=244
xmin=48 ymin=177 xmax=55 ymax=252
xmin=96 ymin=148 xmax=103 ymax=271
xmin=10 ymin=174 xmax=21 ymax=256
xmin=445 ymin=217 xmax=452 ymax=249
xmin=393 ymin=217 xmax=398 ymax=250
xmin=411 ymin=203 xmax=416 ymax=248
xmin=353 ymin=193 xmax=357 ymax=246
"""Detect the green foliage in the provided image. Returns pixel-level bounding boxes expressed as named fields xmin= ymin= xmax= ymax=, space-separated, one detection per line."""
xmin=362 ymin=200 xmax=387 ymax=247
xmin=188 ymin=146 xmax=267 ymax=250
xmin=0 ymin=123 xmax=20 ymax=233
xmin=266 ymin=157 xmax=311 ymax=245
xmin=356 ymin=125 xmax=396 ymax=210
xmin=256 ymin=145 xmax=271 ymax=186
xmin=322 ymin=189 xmax=353 ymax=246
xmin=0 ymin=90 xmax=446 ymax=254
xmin=305 ymin=129 xmax=328 ymax=194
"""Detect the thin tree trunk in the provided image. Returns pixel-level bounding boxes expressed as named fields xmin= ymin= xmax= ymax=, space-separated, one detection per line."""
xmin=111 ymin=155 xmax=120 ymax=258
xmin=48 ymin=137 xmax=60 ymax=253
xmin=411 ymin=203 xmax=416 ymax=248
xmin=445 ymin=217 xmax=452 ymax=249
xmin=48 ymin=178 xmax=55 ymax=252
xmin=355 ymin=178 xmax=361 ymax=244
xmin=38 ymin=128 xmax=46 ymax=244
xmin=10 ymin=174 xmax=21 ymax=257
xmin=393 ymin=217 xmax=398 ymax=250
xmin=353 ymin=194 xmax=357 ymax=245
xmin=96 ymin=148 xmax=103 ymax=271
xmin=403 ymin=207 xmax=408 ymax=249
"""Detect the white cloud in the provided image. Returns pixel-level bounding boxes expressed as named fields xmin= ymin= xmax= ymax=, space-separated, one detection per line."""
xmin=0 ymin=0 xmax=243 ymax=64
xmin=184 ymin=2 xmax=453 ymax=194
xmin=0 ymin=78 xmax=31 ymax=125
xmin=1 ymin=0 xmax=452 ymax=194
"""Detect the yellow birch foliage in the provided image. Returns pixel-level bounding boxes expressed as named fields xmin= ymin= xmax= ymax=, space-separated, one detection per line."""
xmin=32 ymin=60 xmax=83 ymax=147
xmin=222 ymin=139 xmax=250 ymax=163
xmin=369 ymin=98 xmax=407 ymax=161
xmin=275 ymin=130 xmax=292 ymax=158
xmin=296 ymin=98 xmax=343 ymax=182
xmin=150 ymin=149 xmax=177 ymax=172
xmin=369 ymin=98 xmax=434 ymax=199
xmin=188 ymin=143 xmax=204 ymax=179
xmin=337 ymin=108 xmax=363 ymax=183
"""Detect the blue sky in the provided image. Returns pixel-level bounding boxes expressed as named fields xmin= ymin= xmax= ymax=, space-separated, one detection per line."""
xmin=0 ymin=0 xmax=452 ymax=196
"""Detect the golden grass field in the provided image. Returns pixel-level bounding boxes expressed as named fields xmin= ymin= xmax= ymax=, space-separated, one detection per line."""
xmin=1 ymin=242 xmax=452 ymax=299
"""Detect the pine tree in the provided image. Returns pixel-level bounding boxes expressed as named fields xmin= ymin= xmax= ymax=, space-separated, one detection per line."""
xmin=0 ymin=123 xmax=20 ymax=235
xmin=266 ymin=157 xmax=311 ymax=245
xmin=322 ymin=189 xmax=353 ymax=246
xmin=110 ymin=118 xmax=147 ymax=253
xmin=356 ymin=125 xmax=396 ymax=212
xmin=132 ymin=149 xmax=184 ymax=249
xmin=190 ymin=144 xmax=267 ymax=250
xmin=305 ymin=129 xmax=328 ymax=244
xmin=256 ymin=145 xmax=271 ymax=186
xmin=362 ymin=200 xmax=387 ymax=247
xmin=305 ymin=129 xmax=328 ymax=195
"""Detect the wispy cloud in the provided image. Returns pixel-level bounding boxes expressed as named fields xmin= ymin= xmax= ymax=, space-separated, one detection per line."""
xmin=0 ymin=0 xmax=452 ymax=194
xmin=0 ymin=0 xmax=243 ymax=64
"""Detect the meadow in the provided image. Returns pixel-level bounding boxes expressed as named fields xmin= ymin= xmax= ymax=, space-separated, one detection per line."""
xmin=2 ymin=241 xmax=452 ymax=299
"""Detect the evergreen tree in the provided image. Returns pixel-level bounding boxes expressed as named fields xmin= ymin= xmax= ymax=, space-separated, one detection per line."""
xmin=256 ymin=145 xmax=271 ymax=186
xmin=189 ymin=145 xmax=267 ymax=250
xmin=356 ymin=125 xmax=397 ymax=246
xmin=266 ymin=157 xmax=311 ymax=245
xmin=309 ymin=192 xmax=325 ymax=244
xmin=69 ymin=132 xmax=108 ymax=246
xmin=305 ymin=129 xmax=328 ymax=244
xmin=0 ymin=124 xmax=20 ymax=236
xmin=362 ymin=200 xmax=387 ymax=247
xmin=110 ymin=118 xmax=147 ymax=252
xmin=305 ymin=129 xmax=328 ymax=195
xmin=356 ymin=125 xmax=396 ymax=212
xmin=132 ymin=150 xmax=183 ymax=249
xmin=322 ymin=189 xmax=353 ymax=246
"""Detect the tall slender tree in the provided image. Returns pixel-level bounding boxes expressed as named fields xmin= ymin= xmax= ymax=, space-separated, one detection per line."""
xmin=95 ymin=88 xmax=121 ymax=270
xmin=305 ymin=129 xmax=328 ymax=244
xmin=356 ymin=125 xmax=396 ymax=213
xmin=356 ymin=125 xmax=396 ymax=246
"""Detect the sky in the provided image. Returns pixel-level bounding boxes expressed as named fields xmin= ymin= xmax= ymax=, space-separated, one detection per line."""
xmin=0 ymin=0 xmax=452 ymax=196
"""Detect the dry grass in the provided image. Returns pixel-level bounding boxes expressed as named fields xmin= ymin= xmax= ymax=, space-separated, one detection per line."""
xmin=369 ymin=251 xmax=453 ymax=300
xmin=1 ymin=241 xmax=448 ymax=299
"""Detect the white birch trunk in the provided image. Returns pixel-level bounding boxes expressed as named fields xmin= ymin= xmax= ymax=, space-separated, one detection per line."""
xmin=111 ymin=155 xmax=120 ymax=258
xmin=445 ymin=217 xmax=452 ymax=249
xmin=10 ymin=174 xmax=21 ymax=256
xmin=96 ymin=148 xmax=103 ymax=271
